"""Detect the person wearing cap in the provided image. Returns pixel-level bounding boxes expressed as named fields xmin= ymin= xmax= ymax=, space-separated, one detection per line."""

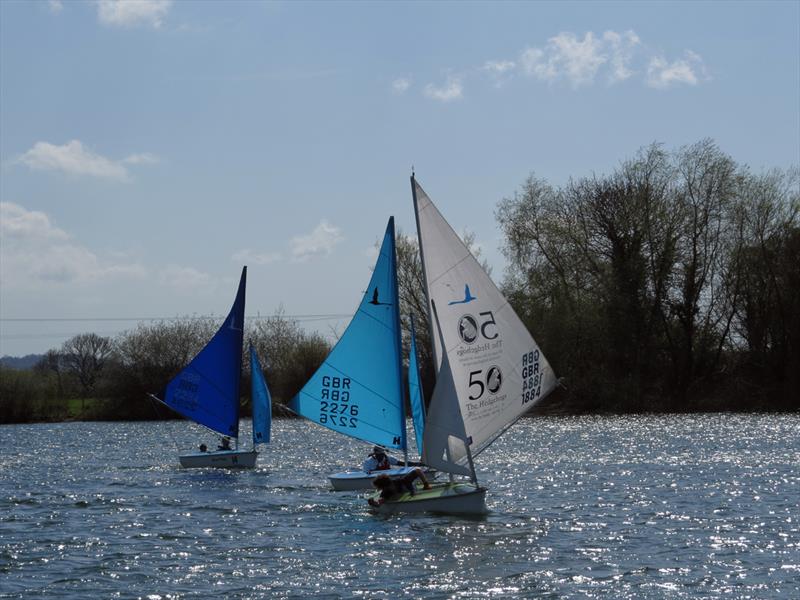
xmin=362 ymin=446 xmax=400 ymax=472
xmin=217 ymin=437 xmax=232 ymax=451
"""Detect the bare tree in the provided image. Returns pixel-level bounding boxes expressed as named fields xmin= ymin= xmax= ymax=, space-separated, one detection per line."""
xmin=61 ymin=333 xmax=113 ymax=399
xmin=34 ymin=349 xmax=65 ymax=397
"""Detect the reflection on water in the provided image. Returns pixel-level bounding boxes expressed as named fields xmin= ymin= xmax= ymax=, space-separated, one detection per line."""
xmin=1 ymin=414 xmax=798 ymax=598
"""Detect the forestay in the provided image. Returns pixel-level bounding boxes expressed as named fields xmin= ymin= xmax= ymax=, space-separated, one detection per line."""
xmin=159 ymin=266 xmax=246 ymax=439
xmin=412 ymin=178 xmax=557 ymax=464
xmin=288 ymin=218 xmax=407 ymax=451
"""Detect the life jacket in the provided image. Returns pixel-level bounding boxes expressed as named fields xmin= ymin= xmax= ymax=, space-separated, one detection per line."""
xmin=376 ymin=456 xmax=391 ymax=470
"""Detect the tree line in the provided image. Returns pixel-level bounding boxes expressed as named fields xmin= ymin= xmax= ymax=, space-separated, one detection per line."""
xmin=1 ymin=139 xmax=797 ymax=423
xmin=495 ymin=140 xmax=798 ymax=412
xmin=0 ymin=311 xmax=329 ymax=423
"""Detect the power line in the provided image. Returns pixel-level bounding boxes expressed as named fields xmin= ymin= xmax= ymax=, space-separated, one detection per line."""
xmin=0 ymin=313 xmax=352 ymax=323
xmin=0 ymin=314 xmax=353 ymax=341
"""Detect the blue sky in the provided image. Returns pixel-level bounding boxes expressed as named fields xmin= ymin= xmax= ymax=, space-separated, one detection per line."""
xmin=1 ymin=0 xmax=798 ymax=357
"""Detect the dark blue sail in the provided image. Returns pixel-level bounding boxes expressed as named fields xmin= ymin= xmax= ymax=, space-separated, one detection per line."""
xmin=250 ymin=344 xmax=271 ymax=445
xmin=408 ymin=314 xmax=426 ymax=455
xmin=288 ymin=218 xmax=406 ymax=451
xmin=160 ymin=267 xmax=246 ymax=439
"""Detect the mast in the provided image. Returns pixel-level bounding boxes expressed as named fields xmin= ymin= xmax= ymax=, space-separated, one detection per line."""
xmin=410 ymin=172 xmax=440 ymax=370
xmin=409 ymin=314 xmax=426 ymax=422
xmin=389 ymin=216 xmax=409 ymax=464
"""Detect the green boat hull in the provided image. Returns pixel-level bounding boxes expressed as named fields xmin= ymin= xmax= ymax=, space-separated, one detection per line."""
xmin=369 ymin=482 xmax=488 ymax=515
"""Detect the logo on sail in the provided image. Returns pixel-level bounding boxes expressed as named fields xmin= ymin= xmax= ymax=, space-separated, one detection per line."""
xmin=368 ymin=287 xmax=392 ymax=306
xmin=448 ymin=284 xmax=477 ymax=305
xmin=228 ymin=314 xmax=243 ymax=332
xmin=458 ymin=315 xmax=479 ymax=344
xmin=486 ymin=365 xmax=502 ymax=394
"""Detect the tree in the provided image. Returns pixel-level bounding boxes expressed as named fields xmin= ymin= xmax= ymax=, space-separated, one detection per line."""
xmin=248 ymin=308 xmax=330 ymax=405
xmin=61 ymin=333 xmax=113 ymax=399
xmin=35 ymin=349 xmax=65 ymax=397
xmin=111 ymin=318 xmax=218 ymax=404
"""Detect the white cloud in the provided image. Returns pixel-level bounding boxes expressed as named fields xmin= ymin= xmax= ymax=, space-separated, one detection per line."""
xmin=646 ymin=50 xmax=706 ymax=89
xmin=603 ymin=30 xmax=641 ymax=83
xmin=0 ymin=202 xmax=146 ymax=286
xmin=482 ymin=60 xmax=516 ymax=87
xmin=16 ymin=140 xmax=157 ymax=182
xmin=424 ymin=74 xmax=464 ymax=102
xmin=121 ymin=152 xmax=159 ymax=165
xmin=232 ymin=248 xmax=283 ymax=265
xmin=0 ymin=202 xmax=69 ymax=243
xmin=522 ymin=31 xmax=607 ymax=87
xmin=48 ymin=1 xmax=63 ymax=14
xmin=96 ymin=0 xmax=172 ymax=29
xmin=290 ymin=220 xmax=344 ymax=262
xmin=158 ymin=265 xmax=212 ymax=288
xmin=392 ymin=77 xmax=411 ymax=94
xmin=520 ymin=47 xmax=557 ymax=82
xmin=483 ymin=60 xmax=516 ymax=74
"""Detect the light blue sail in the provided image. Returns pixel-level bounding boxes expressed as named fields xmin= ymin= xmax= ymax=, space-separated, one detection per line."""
xmin=408 ymin=314 xmax=426 ymax=455
xmin=288 ymin=218 xmax=406 ymax=451
xmin=159 ymin=267 xmax=246 ymax=439
xmin=250 ymin=344 xmax=272 ymax=445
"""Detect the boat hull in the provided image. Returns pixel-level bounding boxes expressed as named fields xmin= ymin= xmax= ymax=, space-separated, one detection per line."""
xmin=179 ymin=450 xmax=257 ymax=469
xmin=370 ymin=482 xmax=488 ymax=515
xmin=329 ymin=466 xmax=434 ymax=491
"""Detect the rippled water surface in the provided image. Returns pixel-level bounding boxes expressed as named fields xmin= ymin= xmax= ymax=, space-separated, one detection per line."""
xmin=1 ymin=414 xmax=798 ymax=598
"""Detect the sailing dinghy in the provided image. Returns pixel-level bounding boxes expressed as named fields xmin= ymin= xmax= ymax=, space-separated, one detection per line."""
xmin=288 ymin=217 xmax=426 ymax=491
xmin=150 ymin=266 xmax=272 ymax=468
xmin=370 ymin=175 xmax=558 ymax=514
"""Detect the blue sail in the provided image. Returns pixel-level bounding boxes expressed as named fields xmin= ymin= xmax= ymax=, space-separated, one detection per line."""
xmin=408 ymin=314 xmax=426 ymax=455
xmin=250 ymin=344 xmax=272 ymax=445
xmin=288 ymin=218 xmax=406 ymax=451
xmin=160 ymin=267 xmax=246 ymax=439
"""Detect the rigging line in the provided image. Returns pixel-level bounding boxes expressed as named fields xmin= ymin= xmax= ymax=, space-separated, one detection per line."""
xmin=0 ymin=313 xmax=353 ymax=323
xmin=427 ymin=251 xmax=475 ymax=287
xmin=147 ymin=394 xmax=182 ymax=454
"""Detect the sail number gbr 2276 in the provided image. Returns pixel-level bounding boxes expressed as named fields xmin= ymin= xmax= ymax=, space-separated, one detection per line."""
xmin=319 ymin=375 xmax=358 ymax=428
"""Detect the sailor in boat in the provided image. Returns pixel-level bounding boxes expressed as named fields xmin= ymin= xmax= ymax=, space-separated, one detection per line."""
xmin=362 ymin=446 xmax=399 ymax=472
xmin=368 ymin=470 xmax=431 ymax=507
xmin=217 ymin=437 xmax=232 ymax=451
xmin=362 ymin=446 xmax=424 ymax=473
xmin=198 ymin=444 xmax=208 ymax=453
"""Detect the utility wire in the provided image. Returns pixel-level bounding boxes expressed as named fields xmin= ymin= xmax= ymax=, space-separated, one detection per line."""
xmin=0 ymin=313 xmax=352 ymax=323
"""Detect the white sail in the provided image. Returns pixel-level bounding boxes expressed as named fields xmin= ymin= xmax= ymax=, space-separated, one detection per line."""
xmin=421 ymin=304 xmax=473 ymax=477
xmin=412 ymin=177 xmax=558 ymax=465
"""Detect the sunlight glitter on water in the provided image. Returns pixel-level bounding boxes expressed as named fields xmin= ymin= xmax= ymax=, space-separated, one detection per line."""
xmin=0 ymin=414 xmax=798 ymax=598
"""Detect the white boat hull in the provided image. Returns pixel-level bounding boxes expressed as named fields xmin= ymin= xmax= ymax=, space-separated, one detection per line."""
xmin=329 ymin=466 xmax=434 ymax=491
xmin=370 ymin=482 xmax=488 ymax=515
xmin=179 ymin=450 xmax=257 ymax=469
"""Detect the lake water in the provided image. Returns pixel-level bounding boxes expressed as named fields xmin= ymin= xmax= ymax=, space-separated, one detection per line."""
xmin=1 ymin=414 xmax=798 ymax=598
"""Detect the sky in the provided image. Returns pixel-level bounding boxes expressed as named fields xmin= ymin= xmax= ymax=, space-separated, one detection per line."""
xmin=1 ymin=0 xmax=798 ymax=357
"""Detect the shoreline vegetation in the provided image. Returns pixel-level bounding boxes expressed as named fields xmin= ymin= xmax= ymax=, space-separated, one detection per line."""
xmin=2 ymin=140 xmax=798 ymax=424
